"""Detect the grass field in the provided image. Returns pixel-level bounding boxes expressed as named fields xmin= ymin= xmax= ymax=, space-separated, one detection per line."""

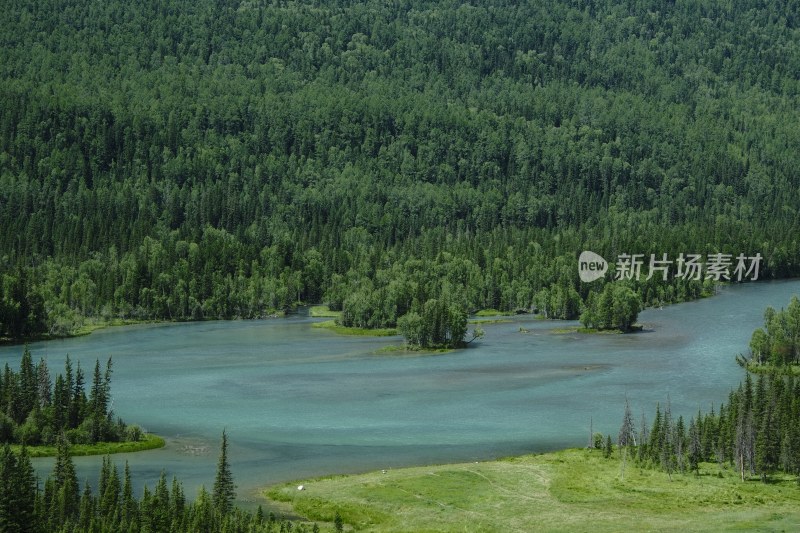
xmin=265 ymin=448 xmax=800 ymax=532
xmin=11 ymin=433 xmax=165 ymax=457
xmin=309 ymin=305 xmax=342 ymax=318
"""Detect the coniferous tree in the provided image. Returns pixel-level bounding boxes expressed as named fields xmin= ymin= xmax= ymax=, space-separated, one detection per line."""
xmin=637 ymin=411 xmax=649 ymax=462
xmin=70 ymin=362 xmax=86 ymax=431
xmin=78 ymin=480 xmax=93 ymax=532
xmin=121 ymin=461 xmax=138 ymax=527
xmin=661 ymin=398 xmax=675 ymax=480
xmin=688 ymin=417 xmax=701 ymax=476
xmin=152 ymin=471 xmax=171 ymax=533
xmin=36 ymin=358 xmax=51 ymax=408
xmin=0 ymin=444 xmax=20 ymax=531
xmin=18 ymin=347 xmax=38 ymax=422
xmin=618 ymin=398 xmax=635 ymax=479
xmin=604 ymin=435 xmax=612 ymax=458
xmin=14 ymin=445 xmax=37 ymax=530
xmin=212 ymin=430 xmax=235 ymax=517
xmin=52 ymin=434 xmax=79 ymax=524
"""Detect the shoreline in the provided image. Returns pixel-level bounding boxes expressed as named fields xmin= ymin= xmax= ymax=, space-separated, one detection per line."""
xmin=11 ymin=433 xmax=165 ymax=458
xmin=4 ymin=279 xmax=790 ymax=347
xmin=261 ymin=447 xmax=800 ymax=531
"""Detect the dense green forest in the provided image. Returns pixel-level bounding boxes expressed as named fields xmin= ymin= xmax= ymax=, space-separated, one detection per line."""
xmin=0 ymin=348 xmax=138 ymax=446
xmin=2 ymin=0 xmax=800 ymax=340
xmin=739 ymin=296 xmax=800 ymax=369
xmin=579 ymin=282 xmax=641 ymax=331
xmin=614 ymin=299 xmax=800 ymax=482
xmin=0 ymin=431 xmax=321 ymax=532
xmin=623 ymin=371 xmax=800 ymax=483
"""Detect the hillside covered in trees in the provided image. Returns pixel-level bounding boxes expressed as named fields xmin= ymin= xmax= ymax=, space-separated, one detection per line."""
xmin=1 ymin=0 xmax=800 ymax=339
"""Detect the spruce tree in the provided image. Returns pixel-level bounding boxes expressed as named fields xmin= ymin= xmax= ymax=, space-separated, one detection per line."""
xmin=52 ymin=434 xmax=79 ymax=524
xmin=18 ymin=346 xmax=38 ymax=421
xmin=15 ymin=445 xmax=37 ymax=530
xmin=121 ymin=461 xmax=138 ymax=526
xmin=0 ymin=444 xmax=19 ymax=531
xmin=212 ymin=430 xmax=235 ymax=516
xmin=152 ymin=471 xmax=171 ymax=532
xmin=36 ymin=357 xmax=52 ymax=408
xmin=618 ymin=398 xmax=635 ymax=479
xmin=70 ymin=362 xmax=85 ymax=430
xmin=688 ymin=418 xmax=701 ymax=476
xmin=604 ymin=435 xmax=613 ymax=458
xmin=78 ymin=480 xmax=93 ymax=531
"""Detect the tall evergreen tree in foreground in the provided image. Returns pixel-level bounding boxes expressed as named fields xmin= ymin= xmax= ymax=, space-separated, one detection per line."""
xmin=618 ymin=397 xmax=635 ymax=480
xmin=212 ymin=430 xmax=235 ymax=516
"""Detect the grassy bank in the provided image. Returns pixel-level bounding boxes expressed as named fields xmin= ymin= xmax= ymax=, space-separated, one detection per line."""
xmin=473 ymin=309 xmax=518 ymax=317
xmin=265 ymin=448 xmax=800 ymax=532
xmin=309 ymin=305 xmax=342 ymax=318
xmin=312 ymin=320 xmax=398 ymax=337
xmin=12 ymin=433 xmax=165 ymax=458
xmin=549 ymin=326 xmax=622 ymax=335
xmin=374 ymin=345 xmax=455 ymax=356
xmin=744 ymin=362 xmax=800 ymax=376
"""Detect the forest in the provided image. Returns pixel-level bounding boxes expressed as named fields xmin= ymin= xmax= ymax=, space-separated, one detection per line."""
xmin=609 ymin=299 xmax=800 ymax=483
xmin=621 ymin=370 xmax=800 ymax=483
xmin=0 ymin=349 xmax=138 ymax=447
xmin=741 ymin=296 xmax=800 ymax=369
xmin=2 ymin=0 xmax=800 ymax=341
xmin=0 ymin=431 xmax=322 ymax=532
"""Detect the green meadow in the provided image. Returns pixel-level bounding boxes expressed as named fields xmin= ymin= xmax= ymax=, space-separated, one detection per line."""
xmin=266 ymin=448 xmax=800 ymax=532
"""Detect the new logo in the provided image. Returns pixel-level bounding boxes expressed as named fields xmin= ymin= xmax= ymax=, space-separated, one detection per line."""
xmin=578 ymin=251 xmax=608 ymax=282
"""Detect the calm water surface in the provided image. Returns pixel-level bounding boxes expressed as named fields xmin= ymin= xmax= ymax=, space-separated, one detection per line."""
xmin=2 ymin=280 xmax=798 ymax=506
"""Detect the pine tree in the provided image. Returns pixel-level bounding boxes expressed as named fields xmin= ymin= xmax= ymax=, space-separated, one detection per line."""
xmin=18 ymin=346 xmax=38 ymax=421
xmin=649 ymin=404 xmax=662 ymax=465
xmin=661 ymin=398 xmax=675 ymax=480
xmin=78 ymin=480 xmax=94 ymax=531
xmin=52 ymin=434 xmax=79 ymax=524
xmin=52 ymin=374 xmax=68 ymax=434
xmin=121 ymin=461 xmax=138 ymax=526
xmin=89 ymin=358 xmax=112 ymax=442
xmin=152 ymin=471 xmax=171 ymax=532
xmin=618 ymin=398 xmax=635 ymax=479
xmin=191 ymin=486 xmax=216 ymax=532
xmin=674 ymin=415 xmax=686 ymax=474
xmin=604 ymin=435 xmax=613 ymax=458
xmin=36 ymin=357 xmax=52 ymax=408
xmin=637 ymin=411 xmax=649 ymax=462
xmin=100 ymin=458 xmax=120 ymax=523
xmin=0 ymin=444 xmax=19 ymax=531
xmin=15 ymin=445 xmax=37 ymax=530
xmin=755 ymin=403 xmax=779 ymax=482
xmin=688 ymin=417 xmax=701 ymax=476
xmin=735 ymin=407 xmax=755 ymax=481
xmin=70 ymin=362 xmax=86 ymax=430
xmin=212 ymin=430 xmax=235 ymax=516
xmin=171 ymin=476 xmax=186 ymax=529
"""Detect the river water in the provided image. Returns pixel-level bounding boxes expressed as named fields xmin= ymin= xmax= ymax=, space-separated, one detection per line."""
xmin=1 ymin=280 xmax=797 ymax=506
